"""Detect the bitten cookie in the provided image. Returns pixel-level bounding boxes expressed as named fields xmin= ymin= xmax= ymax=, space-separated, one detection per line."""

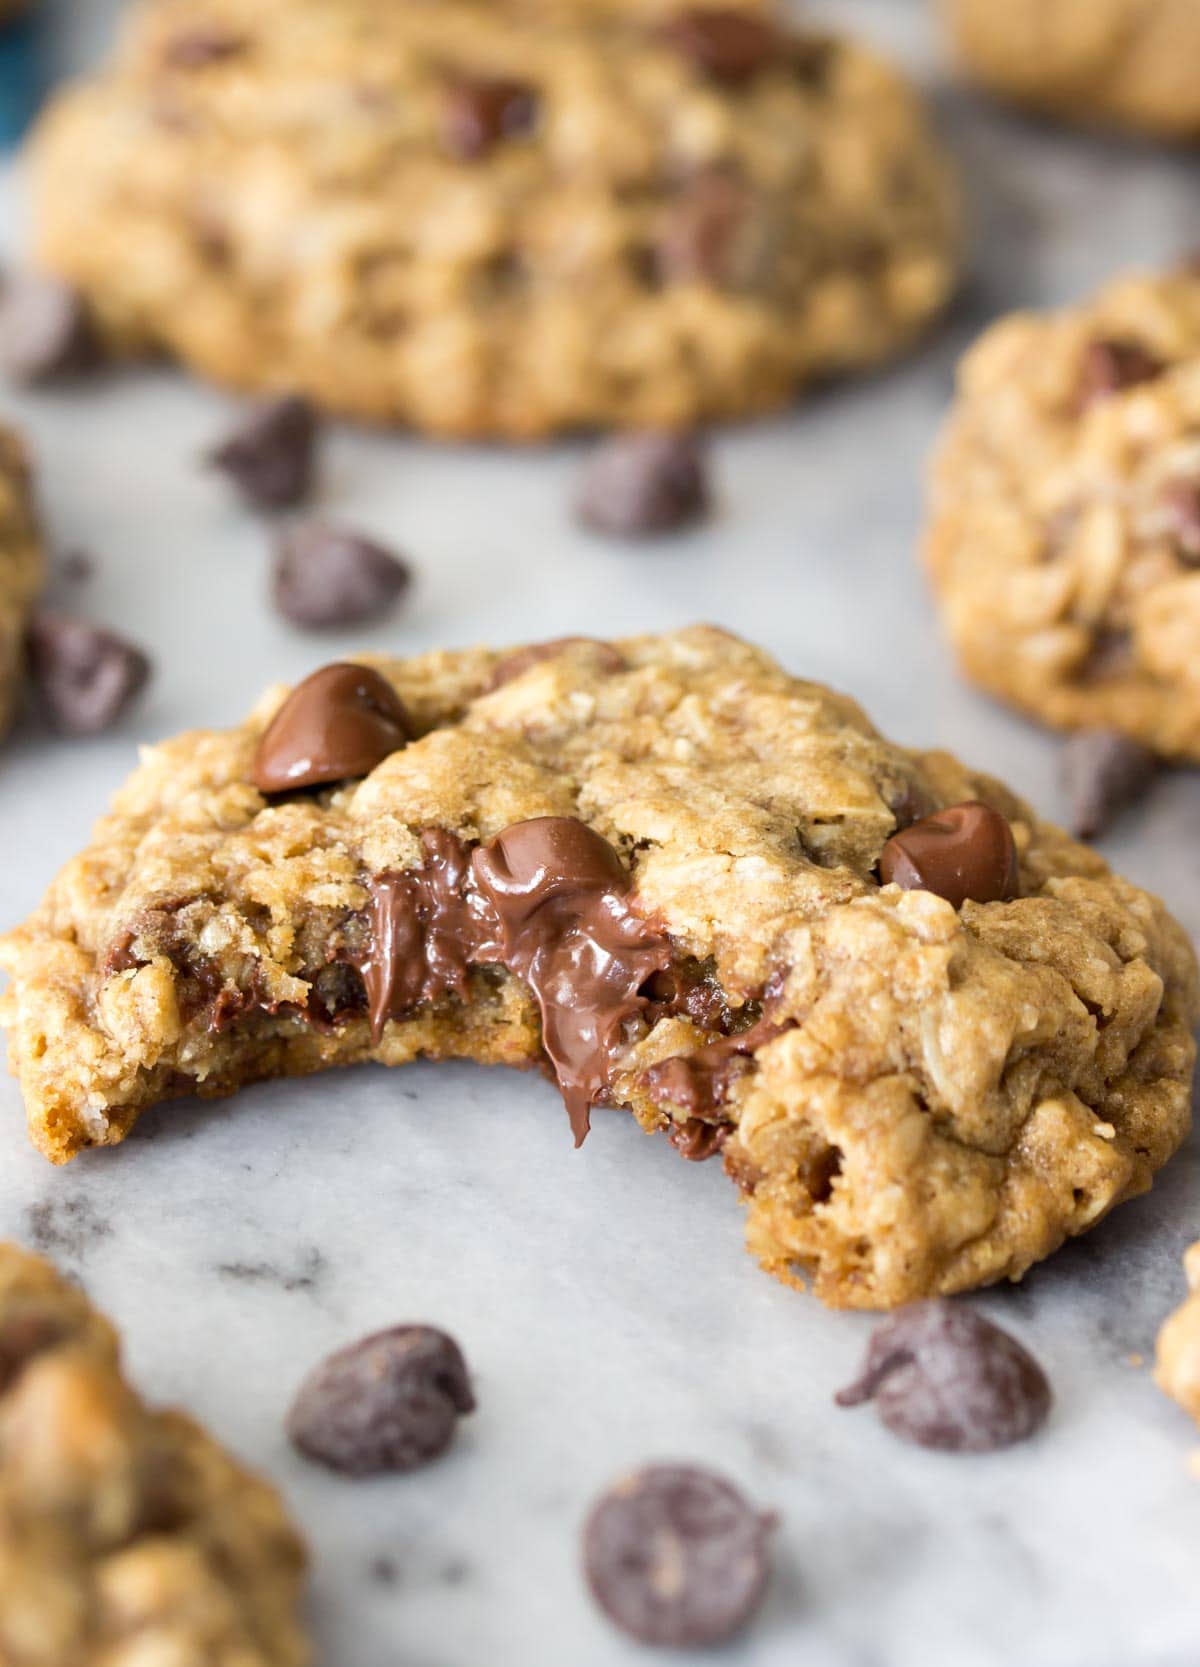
xmin=0 ymin=425 xmax=41 ymax=737
xmin=941 ymin=0 xmax=1200 ymax=140
xmin=1 ymin=628 xmax=1194 ymax=1311
xmin=0 ymin=1242 xmax=309 ymax=1665
xmin=29 ymin=0 xmax=960 ymax=437
xmin=925 ymin=265 xmax=1200 ymax=760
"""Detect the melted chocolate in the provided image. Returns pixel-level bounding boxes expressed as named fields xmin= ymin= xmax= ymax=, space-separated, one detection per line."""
xmin=350 ymin=817 xmax=672 ymax=1144
xmin=472 ymin=819 xmax=673 ymax=1145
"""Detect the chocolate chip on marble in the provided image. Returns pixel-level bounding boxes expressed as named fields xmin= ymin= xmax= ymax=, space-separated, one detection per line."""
xmin=272 ymin=522 xmax=411 ymax=630
xmin=162 ymin=25 xmax=247 ymax=68
xmin=658 ymin=9 xmax=780 ymax=83
xmin=27 ymin=613 xmax=151 ymax=735
xmin=440 ymin=77 xmax=538 ymax=160
xmin=251 ymin=661 xmax=411 ymax=793
xmin=287 ymin=1325 xmax=475 ymax=1476
xmin=878 ymin=801 xmax=1019 ymax=908
xmin=1061 ymin=728 xmax=1158 ymax=841
xmin=576 ymin=432 xmax=709 ymax=539
xmin=584 ymin=1463 xmax=774 ymax=1647
xmin=0 ymin=276 xmax=104 ymax=386
xmin=207 ymin=395 xmax=318 ymax=510
xmin=1079 ymin=337 xmax=1164 ymax=407
xmin=835 ymin=1300 xmax=1052 ymax=1452
xmin=1162 ymin=479 xmax=1200 ymax=565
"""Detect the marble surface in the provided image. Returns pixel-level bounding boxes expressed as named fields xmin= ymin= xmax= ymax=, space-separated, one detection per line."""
xmin=3 ymin=3 xmax=1200 ymax=1664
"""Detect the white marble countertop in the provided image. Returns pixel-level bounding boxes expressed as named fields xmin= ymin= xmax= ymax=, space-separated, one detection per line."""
xmin=2 ymin=3 xmax=1200 ymax=1664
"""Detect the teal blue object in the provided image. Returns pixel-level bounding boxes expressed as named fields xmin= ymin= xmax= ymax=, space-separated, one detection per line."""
xmin=0 ymin=13 xmax=39 ymax=147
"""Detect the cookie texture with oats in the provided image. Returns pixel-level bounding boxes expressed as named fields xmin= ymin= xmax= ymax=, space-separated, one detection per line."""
xmin=1 ymin=626 xmax=1195 ymax=1310
xmin=29 ymin=0 xmax=960 ymax=437
xmin=0 ymin=425 xmax=43 ymax=737
xmin=926 ymin=266 xmax=1200 ymax=761
xmin=0 ymin=1241 xmax=309 ymax=1666
xmin=941 ymin=0 xmax=1200 ymax=139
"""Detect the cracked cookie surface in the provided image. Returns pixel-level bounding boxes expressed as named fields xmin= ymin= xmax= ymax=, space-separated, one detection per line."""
xmin=0 ymin=1241 xmax=308 ymax=1666
xmin=30 ymin=0 xmax=959 ymax=437
xmin=926 ymin=266 xmax=1200 ymax=760
xmin=0 ymin=426 xmax=43 ymax=738
xmin=1 ymin=626 xmax=1195 ymax=1310
xmin=941 ymin=0 xmax=1200 ymax=139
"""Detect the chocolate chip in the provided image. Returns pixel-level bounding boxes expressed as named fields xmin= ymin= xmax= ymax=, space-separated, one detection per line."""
xmin=487 ymin=637 xmax=627 ymax=691
xmin=207 ymin=395 xmax=317 ymax=510
xmin=163 ymin=26 xmax=247 ymax=68
xmin=878 ymin=801 xmax=1019 ymax=909
xmin=1061 ymin=728 xmax=1158 ymax=840
xmin=583 ymin=1464 xmax=774 ymax=1647
xmin=0 ymin=276 xmax=103 ymax=386
xmin=657 ymin=9 xmax=779 ymax=82
xmin=252 ymin=662 xmax=411 ymax=793
xmin=272 ymin=522 xmax=411 ymax=630
xmin=835 ymin=1300 xmax=1052 ymax=1452
xmin=27 ymin=613 xmax=150 ymax=735
xmin=655 ymin=169 xmax=751 ymax=287
xmin=1162 ymin=479 xmax=1200 ymax=565
xmin=576 ymin=433 xmax=709 ymax=539
xmin=1078 ymin=627 xmax=1134 ymax=684
xmin=286 ymin=1325 xmax=475 ymax=1476
xmin=440 ymin=78 xmax=538 ymax=160
xmin=668 ymin=1117 xmax=730 ymax=1161
xmin=1079 ymin=337 xmax=1164 ymax=407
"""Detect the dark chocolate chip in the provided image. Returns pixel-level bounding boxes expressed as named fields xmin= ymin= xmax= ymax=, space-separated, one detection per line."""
xmin=440 ymin=78 xmax=538 ymax=160
xmin=583 ymin=1463 xmax=774 ymax=1647
xmin=1061 ymin=728 xmax=1158 ymax=840
xmin=163 ymin=26 xmax=247 ymax=68
xmin=668 ymin=1117 xmax=730 ymax=1161
xmin=1079 ymin=338 xmax=1165 ymax=407
xmin=0 ymin=277 xmax=103 ymax=386
xmin=1162 ymin=479 xmax=1200 ymax=565
xmin=287 ymin=1325 xmax=475 ymax=1476
xmin=252 ymin=662 xmax=411 ymax=793
xmin=26 ymin=613 xmax=150 ymax=735
xmin=487 ymin=637 xmax=627 ymax=691
xmin=576 ymin=433 xmax=709 ymax=539
xmin=835 ymin=1300 xmax=1052 ymax=1452
xmin=655 ymin=169 xmax=752 ymax=287
xmin=657 ymin=9 xmax=780 ymax=82
xmin=1078 ymin=627 xmax=1134 ymax=684
xmin=878 ymin=801 xmax=1019 ymax=908
xmin=272 ymin=522 xmax=411 ymax=630
xmin=207 ymin=395 xmax=318 ymax=510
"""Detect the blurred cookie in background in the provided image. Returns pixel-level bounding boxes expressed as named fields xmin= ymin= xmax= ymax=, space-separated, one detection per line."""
xmin=941 ymin=0 xmax=1200 ymax=140
xmin=26 ymin=0 xmax=961 ymax=438
xmin=925 ymin=263 xmax=1200 ymax=762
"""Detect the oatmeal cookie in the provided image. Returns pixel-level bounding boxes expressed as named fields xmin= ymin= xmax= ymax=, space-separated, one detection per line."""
xmin=925 ymin=265 xmax=1200 ymax=760
xmin=0 ymin=1241 xmax=309 ymax=1665
xmin=1156 ymin=1241 xmax=1200 ymax=1428
xmin=1 ymin=628 xmax=1194 ymax=1310
xmin=941 ymin=0 xmax=1200 ymax=140
xmin=28 ymin=0 xmax=960 ymax=437
xmin=0 ymin=424 xmax=42 ymax=736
